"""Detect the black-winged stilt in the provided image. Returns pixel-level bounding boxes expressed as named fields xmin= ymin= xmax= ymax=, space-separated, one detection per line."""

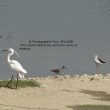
xmin=94 ymin=54 xmax=106 ymax=74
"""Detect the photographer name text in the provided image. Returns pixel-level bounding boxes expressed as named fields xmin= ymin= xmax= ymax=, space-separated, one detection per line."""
xmin=19 ymin=40 xmax=78 ymax=50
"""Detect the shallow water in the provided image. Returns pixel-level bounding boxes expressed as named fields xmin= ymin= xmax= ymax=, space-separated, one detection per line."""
xmin=0 ymin=0 xmax=110 ymax=79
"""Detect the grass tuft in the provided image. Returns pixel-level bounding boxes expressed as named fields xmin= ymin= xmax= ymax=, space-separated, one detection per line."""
xmin=0 ymin=80 xmax=40 ymax=88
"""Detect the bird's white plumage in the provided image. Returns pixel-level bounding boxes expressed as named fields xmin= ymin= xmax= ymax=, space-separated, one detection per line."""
xmin=10 ymin=60 xmax=27 ymax=74
xmin=94 ymin=55 xmax=102 ymax=64
xmin=9 ymin=60 xmax=27 ymax=78
xmin=2 ymin=48 xmax=27 ymax=89
xmin=4 ymin=48 xmax=27 ymax=79
xmin=94 ymin=54 xmax=105 ymax=64
xmin=94 ymin=54 xmax=106 ymax=74
xmin=18 ymin=73 xmax=25 ymax=79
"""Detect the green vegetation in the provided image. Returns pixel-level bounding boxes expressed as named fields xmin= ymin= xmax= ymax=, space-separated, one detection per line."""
xmin=0 ymin=80 xmax=40 ymax=88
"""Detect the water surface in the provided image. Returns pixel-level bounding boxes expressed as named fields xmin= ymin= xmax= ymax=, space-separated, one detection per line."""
xmin=0 ymin=0 xmax=110 ymax=79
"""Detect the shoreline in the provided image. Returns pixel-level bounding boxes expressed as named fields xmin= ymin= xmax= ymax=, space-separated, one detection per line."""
xmin=27 ymin=73 xmax=110 ymax=81
xmin=0 ymin=74 xmax=110 ymax=110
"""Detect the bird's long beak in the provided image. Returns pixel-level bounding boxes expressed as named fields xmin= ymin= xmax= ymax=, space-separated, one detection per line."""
xmin=1 ymin=49 xmax=8 ymax=52
xmin=14 ymin=51 xmax=20 ymax=57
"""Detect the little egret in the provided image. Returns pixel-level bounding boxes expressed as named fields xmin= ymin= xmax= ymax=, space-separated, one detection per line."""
xmin=51 ymin=66 xmax=67 ymax=76
xmin=2 ymin=48 xmax=27 ymax=89
xmin=94 ymin=54 xmax=106 ymax=74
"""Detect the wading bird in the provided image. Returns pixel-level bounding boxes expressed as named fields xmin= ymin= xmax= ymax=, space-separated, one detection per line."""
xmin=51 ymin=66 xmax=67 ymax=76
xmin=2 ymin=48 xmax=27 ymax=89
xmin=94 ymin=54 xmax=106 ymax=74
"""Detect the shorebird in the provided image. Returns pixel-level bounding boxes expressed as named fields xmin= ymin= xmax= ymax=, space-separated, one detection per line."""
xmin=94 ymin=54 xmax=106 ymax=74
xmin=2 ymin=48 xmax=27 ymax=89
xmin=51 ymin=66 xmax=67 ymax=76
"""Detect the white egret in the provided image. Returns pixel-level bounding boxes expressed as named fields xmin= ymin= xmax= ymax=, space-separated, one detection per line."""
xmin=51 ymin=66 xmax=67 ymax=76
xmin=2 ymin=48 xmax=27 ymax=89
xmin=94 ymin=54 xmax=106 ymax=74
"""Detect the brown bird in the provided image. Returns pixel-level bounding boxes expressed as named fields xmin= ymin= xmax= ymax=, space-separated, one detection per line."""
xmin=51 ymin=66 xmax=67 ymax=75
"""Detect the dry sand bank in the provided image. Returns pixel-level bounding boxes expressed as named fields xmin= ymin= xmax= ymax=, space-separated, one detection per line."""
xmin=0 ymin=74 xmax=110 ymax=110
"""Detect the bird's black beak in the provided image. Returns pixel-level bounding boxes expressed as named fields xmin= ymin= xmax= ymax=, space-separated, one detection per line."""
xmin=1 ymin=49 xmax=8 ymax=52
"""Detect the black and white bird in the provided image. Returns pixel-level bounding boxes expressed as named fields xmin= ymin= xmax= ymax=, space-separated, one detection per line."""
xmin=94 ymin=54 xmax=106 ymax=73
xmin=51 ymin=66 xmax=67 ymax=76
xmin=2 ymin=48 xmax=27 ymax=89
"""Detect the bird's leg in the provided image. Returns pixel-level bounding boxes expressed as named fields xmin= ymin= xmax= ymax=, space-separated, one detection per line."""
xmin=16 ymin=74 xmax=19 ymax=89
xmin=56 ymin=72 xmax=60 ymax=78
xmin=96 ymin=64 xmax=100 ymax=74
xmin=5 ymin=75 xmax=13 ymax=87
xmin=96 ymin=63 xmax=98 ymax=74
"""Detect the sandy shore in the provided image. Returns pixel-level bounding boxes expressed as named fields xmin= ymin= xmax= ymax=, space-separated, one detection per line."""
xmin=0 ymin=74 xmax=110 ymax=110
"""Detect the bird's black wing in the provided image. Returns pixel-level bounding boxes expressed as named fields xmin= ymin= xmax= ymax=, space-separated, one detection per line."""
xmin=98 ymin=58 xmax=106 ymax=63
